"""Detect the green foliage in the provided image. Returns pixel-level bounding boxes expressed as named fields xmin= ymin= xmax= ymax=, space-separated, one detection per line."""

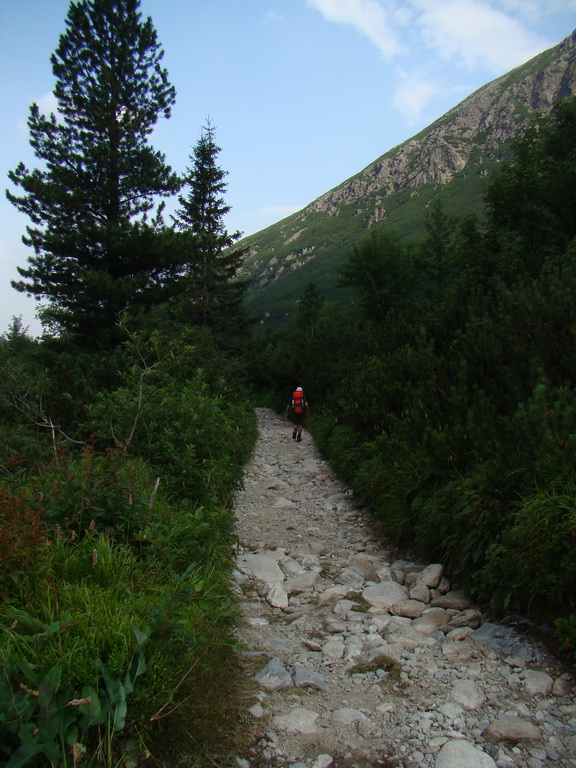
xmin=555 ymin=614 xmax=576 ymax=662
xmin=482 ymin=483 xmax=576 ymax=617
xmin=0 ymin=315 xmax=258 ymax=766
xmin=30 ymin=449 xmax=152 ymax=537
xmin=171 ymin=120 xmax=250 ymax=337
xmin=0 ymin=484 xmax=49 ymax=603
xmin=0 ymin=610 xmax=148 ymax=767
xmin=251 ymin=100 xmax=576 ymax=650
xmin=7 ymin=0 xmax=180 ymax=347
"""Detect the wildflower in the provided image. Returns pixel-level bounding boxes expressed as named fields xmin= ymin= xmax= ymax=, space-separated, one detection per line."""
xmin=19 ymin=683 xmax=38 ymax=696
xmin=66 ymin=697 xmax=92 ymax=706
xmin=91 ymin=549 xmax=98 ymax=568
xmin=89 ymin=519 xmax=95 ymax=533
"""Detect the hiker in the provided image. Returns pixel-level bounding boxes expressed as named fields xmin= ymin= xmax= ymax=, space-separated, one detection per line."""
xmin=283 ymin=386 xmax=309 ymax=442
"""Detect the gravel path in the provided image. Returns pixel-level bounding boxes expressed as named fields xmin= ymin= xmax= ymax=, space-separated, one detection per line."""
xmin=232 ymin=408 xmax=576 ymax=768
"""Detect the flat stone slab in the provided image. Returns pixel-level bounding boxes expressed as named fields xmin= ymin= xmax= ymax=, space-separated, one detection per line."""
xmin=254 ymin=657 xmax=293 ymax=691
xmin=435 ymin=739 xmax=496 ymax=768
xmin=236 ymin=553 xmax=285 ymax=586
xmin=482 ymin=715 xmax=542 ymax=744
xmin=362 ymin=581 xmax=407 ymax=610
xmin=272 ymin=707 xmax=319 ymax=734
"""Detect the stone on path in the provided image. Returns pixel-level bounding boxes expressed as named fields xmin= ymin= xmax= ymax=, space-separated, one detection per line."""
xmin=522 ymin=669 xmax=554 ymax=696
xmin=362 ymin=581 xmax=407 ymax=610
xmin=293 ymin=664 xmax=330 ymax=691
xmin=431 ymin=590 xmax=472 ymax=610
xmin=391 ymin=598 xmax=426 ymax=618
xmin=267 ymin=582 xmax=289 ymax=608
xmin=435 ymin=740 xmax=496 ymax=768
xmin=482 ymin=715 xmax=542 ymax=744
xmin=253 ymin=657 xmax=293 ymax=691
xmin=272 ymin=707 xmax=319 ymax=734
xmin=236 ymin=552 xmax=285 ymax=585
xmin=450 ymin=679 xmax=486 ymax=710
xmin=234 ymin=410 xmax=573 ymax=768
xmin=332 ymin=707 xmax=368 ymax=725
xmin=418 ymin=563 xmax=444 ymax=588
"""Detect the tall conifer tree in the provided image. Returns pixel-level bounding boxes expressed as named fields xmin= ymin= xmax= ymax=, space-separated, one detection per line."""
xmin=7 ymin=0 xmax=180 ymax=347
xmin=172 ymin=121 xmax=249 ymax=332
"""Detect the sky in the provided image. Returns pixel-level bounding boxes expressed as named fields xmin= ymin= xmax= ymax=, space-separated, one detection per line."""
xmin=1 ymin=0 xmax=575 ymax=336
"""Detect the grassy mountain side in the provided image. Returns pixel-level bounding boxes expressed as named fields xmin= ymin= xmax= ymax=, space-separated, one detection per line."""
xmin=239 ymin=30 xmax=576 ymax=330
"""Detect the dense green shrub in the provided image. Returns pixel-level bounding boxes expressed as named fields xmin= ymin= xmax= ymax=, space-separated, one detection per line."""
xmin=0 ymin=321 xmax=258 ymax=766
xmin=253 ymin=101 xmax=576 ymax=642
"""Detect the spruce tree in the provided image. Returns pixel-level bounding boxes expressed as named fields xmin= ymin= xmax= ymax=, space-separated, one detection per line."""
xmin=6 ymin=0 xmax=180 ymax=347
xmin=172 ymin=121 xmax=249 ymax=334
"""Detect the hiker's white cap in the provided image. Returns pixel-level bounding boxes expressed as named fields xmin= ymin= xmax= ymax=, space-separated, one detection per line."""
xmin=296 ymin=386 xmax=303 ymax=391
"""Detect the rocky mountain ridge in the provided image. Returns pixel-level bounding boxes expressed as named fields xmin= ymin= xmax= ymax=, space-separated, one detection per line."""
xmin=238 ymin=30 xmax=576 ymax=328
xmin=305 ymin=29 xmax=576 ymax=218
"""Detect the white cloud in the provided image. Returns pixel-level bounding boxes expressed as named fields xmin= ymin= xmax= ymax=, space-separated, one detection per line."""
xmin=307 ymin=0 xmax=407 ymax=58
xmin=253 ymin=205 xmax=301 ymax=217
xmin=409 ymin=0 xmax=554 ymax=73
xmin=391 ymin=70 xmax=440 ymax=123
xmin=17 ymin=91 xmax=59 ymax=136
xmin=308 ymin=0 xmax=560 ymax=76
xmin=36 ymin=91 xmax=59 ymax=116
xmin=499 ymin=0 xmax=576 ymax=18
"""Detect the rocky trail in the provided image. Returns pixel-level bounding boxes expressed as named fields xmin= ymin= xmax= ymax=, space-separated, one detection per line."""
xmin=231 ymin=409 xmax=576 ymax=768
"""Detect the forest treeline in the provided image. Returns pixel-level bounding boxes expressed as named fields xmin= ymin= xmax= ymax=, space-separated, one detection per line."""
xmin=1 ymin=1 xmax=258 ymax=766
xmin=254 ymin=97 xmax=576 ymax=650
xmin=2 ymin=0 xmax=576 ymax=764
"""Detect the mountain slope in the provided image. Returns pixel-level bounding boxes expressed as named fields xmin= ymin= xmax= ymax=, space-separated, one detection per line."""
xmin=238 ymin=30 xmax=576 ymax=330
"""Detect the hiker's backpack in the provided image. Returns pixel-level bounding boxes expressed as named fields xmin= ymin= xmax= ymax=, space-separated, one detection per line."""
xmin=291 ymin=390 xmax=305 ymax=414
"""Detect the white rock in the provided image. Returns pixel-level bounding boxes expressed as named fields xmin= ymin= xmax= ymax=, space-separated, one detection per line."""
xmin=272 ymin=707 xmax=319 ymax=734
xmin=441 ymin=639 xmax=474 ymax=662
xmin=439 ymin=701 xmax=464 ymax=721
xmin=293 ymin=664 xmax=330 ymax=691
xmin=418 ymin=563 xmax=444 ymax=588
xmin=376 ymin=566 xmax=394 ymax=582
xmin=409 ymin=581 xmax=431 ymax=603
xmin=349 ymin=553 xmax=380 ymax=581
xmin=267 ymin=582 xmax=289 ymax=608
xmin=523 ymin=670 xmax=554 ymax=696
xmin=435 ymin=740 xmax=496 ymax=768
xmin=236 ymin=553 xmax=285 ymax=585
xmin=421 ymin=607 xmax=453 ymax=626
xmin=286 ymin=571 xmax=320 ymax=594
xmin=335 ymin=566 xmax=365 ymax=589
xmin=362 ymin=581 xmax=407 ymax=610
xmin=482 ymin=715 xmax=542 ymax=744
xmin=280 ymin=557 xmax=306 ymax=576
xmin=254 ymin=657 xmax=293 ymax=691
xmin=316 ymin=584 xmax=352 ymax=603
xmin=391 ymin=599 xmax=426 ymax=618
xmin=322 ymin=637 xmax=345 ymax=658
xmin=310 ymin=756 xmax=333 ymax=768
xmin=367 ymin=643 xmax=404 ymax=663
xmin=450 ymin=679 xmax=486 ymax=710
xmin=248 ymin=703 xmax=264 ymax=718
xmin=273 ymin=496 xmax=296 ymax=507
xmin=334 ymin=598 xmax=358 ymax=618
xmin=411 ymin=618 xmax=439 ymax=636
xmin=333 ymin=707 xmax=368 ymax=725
